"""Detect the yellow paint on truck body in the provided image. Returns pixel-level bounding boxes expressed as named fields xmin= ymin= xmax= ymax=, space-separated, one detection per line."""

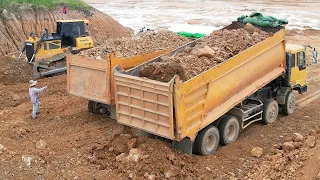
xmin=113 ymin=24 xmax=301 ymax=141
xmin=67 ymin=49 xmax=174 ymax=105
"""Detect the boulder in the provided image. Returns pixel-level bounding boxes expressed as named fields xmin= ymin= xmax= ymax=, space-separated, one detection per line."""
xmin=283 ymin=141 xmax=295 ymax=152
xmin=251 ymin=147 xmax=263 ymax=157
xmin=305 ymin=136 xmax=316 ymax=148
xmin=292 ymin=133 xmax=304 ymax=142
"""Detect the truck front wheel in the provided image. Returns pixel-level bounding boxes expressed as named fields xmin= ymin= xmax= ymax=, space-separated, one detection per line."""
xmin=193 ymin=125 xmax=220 ymax=156
xmin=262 ymin=99 xmax=279 ymax=124
xmin=218 ymin=115 xmax=240 ymax=146
xmin=282 ymin=91 xmax=296 ymax=115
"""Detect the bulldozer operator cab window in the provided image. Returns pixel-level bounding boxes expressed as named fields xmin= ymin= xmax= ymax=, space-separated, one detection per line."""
xmin=61 ymin=22 xmax=86 ymax=47
xmin=297 ymin=51 xmax=306 ymax=70
xmin=287 ymin=53 xmax=295 ymax=68
xmin=61 ymin=23 xmax=73 ymax=47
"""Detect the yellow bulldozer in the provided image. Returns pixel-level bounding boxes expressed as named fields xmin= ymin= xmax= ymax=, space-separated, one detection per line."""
xmin=19 ymin=20 xmax=94 ymax=79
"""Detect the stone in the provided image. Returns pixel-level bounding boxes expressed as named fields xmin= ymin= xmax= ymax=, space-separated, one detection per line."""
xmin=273 ymin=143 xmax=282 ymax=150
xmin=167 ymin=152 xmax=175 ymax=161
xmin=22 ymin=155 xmax=33 ymax=166
xmin=147 ymin=174 xmax=156 ymax=180
xmin=112 ymin=135 xmax=132 ymax=154
xmin=126 ymin=148 xmax=142 ymax=162
xmin=0 ymin=144 xmax=5 ymax=151
xmin=293 ymin=142 xmax=303 ymax=149
xmin=283 ymin=141 xmax=295 ymax=152
xmin=305 ymin=136 xmax=316 ymax=148
xmin=251 ymin=147 xmax=263 ymax=157
xmin=36 ymin=140 xmax=47 ymax=150
xmin=292 ymin=133 xmax=304 ymax=142
xmin=164 ymin=166 xmax=180 ymax=178
xmin=283 ymin=136 xmax=293 ymax=142
xmin=54 ymin=116 xmax=62 ymax=121
xmin=12 ymin=94 xmax=19 ymax=101
xmin=15 ymin=128 xmax=27 ymax=138
xmin=108 ymin=146 xmax=114 ymax=152
xmin=127 ymin=138 xmax=137 ymax=150
xmin=128 ymin=173 xmax=134 ymax=179
xmin=309 ymin=129 xmax=318 ymax=136
xmin=115 ymin=153 xmax=126 ymax=162
xmin=192 ymin=46 xmax=215 ymax=58
xmin=96 ymin=56 xmax=102 ymax=60
xmin=2 ymin=9 xmax=8 ymax=16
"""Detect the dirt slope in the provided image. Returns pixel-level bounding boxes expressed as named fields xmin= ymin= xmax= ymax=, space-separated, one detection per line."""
xmin=0 ymin=6 xmax=132 ymax=56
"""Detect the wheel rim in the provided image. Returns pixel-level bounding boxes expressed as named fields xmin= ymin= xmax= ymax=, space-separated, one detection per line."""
xmin=226 ymin=124 xmax=236 ymax=140
xmin=205 ymin=134 xmax=216 ymax=151
xmin=269 ymin=105 xmax=276 ymax=120
xmin=288 ymin=96 xmax=295 ymax=110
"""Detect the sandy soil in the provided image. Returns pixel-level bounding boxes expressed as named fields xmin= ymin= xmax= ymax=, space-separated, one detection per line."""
xmin=0 ymin=30 xmax=319 ymax=179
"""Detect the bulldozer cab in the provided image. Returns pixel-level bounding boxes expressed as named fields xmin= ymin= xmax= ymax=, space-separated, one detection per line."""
xmin=57 ymin=20 xmax=88 ymax=48
xmin=285 ymin=44 xmax=307 ymax=93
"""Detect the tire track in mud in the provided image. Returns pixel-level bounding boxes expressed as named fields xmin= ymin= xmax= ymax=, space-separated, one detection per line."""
xmin=296 ymin=89 xmax=320 ymax=108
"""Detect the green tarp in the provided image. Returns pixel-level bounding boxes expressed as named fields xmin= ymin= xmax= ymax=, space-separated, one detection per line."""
xmin=237 ymin=12 xmax=288 ymax=28
xmin=177 ymin=31 xmax=206 ymax=39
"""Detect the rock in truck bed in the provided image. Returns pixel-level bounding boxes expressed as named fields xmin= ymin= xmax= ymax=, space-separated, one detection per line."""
xmin=79 ymin=30 xmax=191 ymax=59
xmin=139 ymin=24 xmax=272 ymax=82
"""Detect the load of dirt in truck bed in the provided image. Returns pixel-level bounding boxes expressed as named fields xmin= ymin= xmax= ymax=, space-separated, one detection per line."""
xmin=79 ymin=31 xmax=191 ymax=58
xmin=139 ymin=24 xmax=271 ymax=82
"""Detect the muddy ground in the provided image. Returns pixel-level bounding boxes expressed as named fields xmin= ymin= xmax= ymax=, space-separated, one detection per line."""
xmin=0 ymin=30 xmax=320 ymax=179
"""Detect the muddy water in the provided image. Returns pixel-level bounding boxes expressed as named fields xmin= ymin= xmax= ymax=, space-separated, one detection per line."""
xmin=90 ymin=0 xmax=320 ymax=34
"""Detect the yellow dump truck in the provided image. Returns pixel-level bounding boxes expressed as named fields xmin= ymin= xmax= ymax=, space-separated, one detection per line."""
xmin=67 ymin=49 xmax=180 ymax=119
xmin=113 ymin=22 xmax=308 ymax=155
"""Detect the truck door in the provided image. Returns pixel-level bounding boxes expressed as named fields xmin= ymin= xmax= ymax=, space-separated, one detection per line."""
xmin=289 ymin=51 xmax=307 ymax=87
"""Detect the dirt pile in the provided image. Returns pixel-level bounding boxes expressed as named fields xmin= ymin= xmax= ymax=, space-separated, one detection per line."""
xmin=0 ymin=6 xmax=132 ymax=57
xmin=140 ymin=24 xmax=271 ymax=82
xmin=79 ymin=31 xmax=190 ymax=58
xmin=245 ymin=131 xmax=319 ymax=180
xmin=88 ymin=134 xmax=203 ymax=179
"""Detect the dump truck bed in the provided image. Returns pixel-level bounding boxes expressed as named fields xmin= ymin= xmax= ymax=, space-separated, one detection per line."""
xmin=67 ymin=50 xmax=173 ymax=104
xmin=113 ymin=23 xmax=286 ymax=141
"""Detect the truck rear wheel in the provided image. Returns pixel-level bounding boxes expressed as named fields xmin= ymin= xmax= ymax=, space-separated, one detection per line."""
xmin=262 ymin=99 xmax=279 ymax=125
xmin=218 ymin=115 xmax=240 ymax=146
xmin=193 ymin=125 xmax=220 ymax=156
xmin=282 ymin=91 xmax=296 ymax=115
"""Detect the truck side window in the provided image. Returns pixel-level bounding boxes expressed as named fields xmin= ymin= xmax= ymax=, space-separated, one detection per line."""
xmin=286 ymin=53 xmax=295 ymax=67
xmin=297 ymin=51 xmax=306 ymax=70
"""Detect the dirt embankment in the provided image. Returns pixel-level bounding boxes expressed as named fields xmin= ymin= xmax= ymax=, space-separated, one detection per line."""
xmin=80 ymin=31 xmax=191 ymax=58
xmin=140 ymin=24 xmax=270 ymax=82
xmin=0 ymin=6 xmax=132 ymax=57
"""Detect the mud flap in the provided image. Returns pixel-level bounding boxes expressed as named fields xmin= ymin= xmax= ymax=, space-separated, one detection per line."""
xmin=172 ymin=137 xmax=193 ymax=154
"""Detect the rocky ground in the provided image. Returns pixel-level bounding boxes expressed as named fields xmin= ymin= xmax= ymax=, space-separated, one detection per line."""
xmin=139 ymin=24 xmax=270 ymax=82
xmin=0 ymin=29 xmax=319 ymax=179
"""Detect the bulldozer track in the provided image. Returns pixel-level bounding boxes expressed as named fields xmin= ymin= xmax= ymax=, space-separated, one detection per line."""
xmin=296 ymin=89 xmax=320 ymax=108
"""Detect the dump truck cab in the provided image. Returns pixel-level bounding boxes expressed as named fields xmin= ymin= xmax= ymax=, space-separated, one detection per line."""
xmin=285 ymin=44 xmax=307 ymax=93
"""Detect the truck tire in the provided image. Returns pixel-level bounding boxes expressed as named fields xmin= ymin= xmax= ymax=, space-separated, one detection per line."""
xmin=262 ymin=99 xmax=279 ymax=125
xmin=282 ymin=91 xmax=296 ymax=115
xmin=218 ymin=115 xmax=240 ymax=146
xmin=193 ymin=125 xmax=220 ymax=156
xmin=92 ymin=102 xmax=101 ymax=114
xmin=88 ymin=100 xmax=94 ymax=113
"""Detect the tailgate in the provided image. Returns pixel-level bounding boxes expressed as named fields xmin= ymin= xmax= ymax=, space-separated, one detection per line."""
xmin=113 ymin=67 xmax=175 ymax=139
xmin=67 ymin=54 xmax=111 ymax=104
